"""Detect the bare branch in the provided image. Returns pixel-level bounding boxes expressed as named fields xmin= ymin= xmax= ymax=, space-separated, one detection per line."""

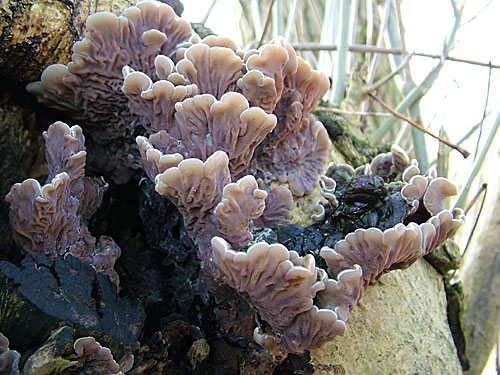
xmin=367 ymin=93 xmax=470 ymax=158
xmin=258 ymin=0 xmax=277 ymax=48
xmin=316 ymin=107 xmax=392 ymax=117
xmin=291 ymin=43 xmax=500 ymax=69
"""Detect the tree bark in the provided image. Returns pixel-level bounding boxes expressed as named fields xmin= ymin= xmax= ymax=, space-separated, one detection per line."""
xmin=460 ymin=162 xmax=500 ymax=375
xmin=0 ymin=0 xmax=137 ymax=83
xmin=310 ymin=259 xmax=463 ymax=375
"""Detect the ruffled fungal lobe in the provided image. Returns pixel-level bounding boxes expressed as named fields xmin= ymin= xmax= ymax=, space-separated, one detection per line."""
xmin=155 ymin=151 xmax=231 ymax=246
xmin=253 ymin=185 xmax=294 ymax=228
xmin=249 ymin=114 xmax=330 ymax=196
xmin=176 ymin=42 xmax=243 ymax=99
xmin=67 ymin=337 xmax=132 ymax=375
xmin=42 ymin=121 xmax=109 ymax=221
xmin=43 ymin=121 xmax=86 ymax=197
xmin=211 ymin=237 xmax=364 ymax=355
xmin=0 ymin=333 xmax=20 ymax=375
xmin=401 ymin=161 xmax=460 ymax=222
xmin=238 ymin=42 xmax=291 ymax=114
xmin=360 ymin=144 xmax=410 ymax=182
xmin=236 ymin=38 xmax=330 ymax=195
xmin=27 ymin=1 xmax=195 ymax=141
xmin=6 ymin=122 xmax=121 ymax=287
xmin=320 ymin=209 xmax=465 ymax=285
xmin=122 ymin=62 xmax=199 ymax=134
xmin=5 ymin=173 xmax=81 ymax=259
xmin=253 ymin=307 xmax=347 ymax=357
xmin=211 ymin=237 xmax=325 ymax=331
xmin=214 ymin=176 xmax=268 ymax=249
xmin=136 ymin=93 xmax=276 ymax=179
xmin=315 ymin=265 xmax=364 ymax=321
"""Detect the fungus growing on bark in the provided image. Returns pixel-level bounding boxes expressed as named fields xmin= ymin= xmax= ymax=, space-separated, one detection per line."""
xmin=211 ymin=237 xmax=364 ymax=355
xmin=253 ymin=185 xmax=294 ymax=228
xmin=133 ymin=92 xmax=277 ymax=179
xmin=67 ymin=337 xmax=133 ymax=375
xmin=5 ymin=122 xmax=121 ymax=287
xmin=320 ymin=207 xmax=464 ymax=286
xmin=21 ymin=0 xmax=467 ymax=364
xmin=0 ymin=333 xmax=20 ymax=375
xmin=26 ymin=1 xmax=194 ymax=142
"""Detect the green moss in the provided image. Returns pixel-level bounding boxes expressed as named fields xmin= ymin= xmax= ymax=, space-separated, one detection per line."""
xmin=314 ymin=107 xmax=383 ymax=167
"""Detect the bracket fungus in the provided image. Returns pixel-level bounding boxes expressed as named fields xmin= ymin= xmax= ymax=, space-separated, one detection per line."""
xmin=6 ymin=122 xmax=121 ymax=287
xmin=18 ymin=0 xmax=467 ymax=365
xmin=67 ymin=337 xmax=133 ymax=375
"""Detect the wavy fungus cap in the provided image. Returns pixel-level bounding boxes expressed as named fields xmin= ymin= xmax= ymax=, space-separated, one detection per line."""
xmin=27 ymin=1 xmax=195 ymax=141
xmin=6 ymin=122 xmax=121 ymax=287
xmin=69 ymin=337 xmax=133 ymax=374
xmin=211 ymin=237 xmax=364 ymax=355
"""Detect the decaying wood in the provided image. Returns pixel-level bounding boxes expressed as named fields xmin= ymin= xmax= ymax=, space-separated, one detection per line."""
xmin=0 ymin=0 xmax=136 ymax=83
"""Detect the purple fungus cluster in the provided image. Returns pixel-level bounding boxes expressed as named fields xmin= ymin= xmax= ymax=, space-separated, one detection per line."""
xmin=5 ymin=0 xmax=465 ymax=362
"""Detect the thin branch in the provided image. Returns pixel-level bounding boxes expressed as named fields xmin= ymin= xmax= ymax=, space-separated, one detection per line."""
xmin=290 ymin=43 xmax=500 ymax=69
xmin=316 ymin=107 xmax=392 ymax=117
xmin=394 ymin=0 xmax=411 ymax=81
xmin=463 ymin=0 xmax=495 ymax=25
xmin=373 ymin=3 xmax=462 ymax=146
xmin=464 ymin=183 xmax=488 ymax=215
xmin=450 ymin=0 xmax=458 ymax=16
xmin=250 ymin=0 xmax=263 ymax=40
xmin=361 ymin=53 xmax=413 ymax=95
xmin=367 ymin=93 xmax=470 ymax=158
xmin=461 ymin=183 xmax=487 ymax=260
xmin=455 ymin=107 xmax=500 ymax=209
xmin=474 ymin=64 xmax=492 ymax=161
xmin=364 ymin=0 xmax=374 ymax=61
xmin=258 ymin=0 xmax=277 ymax=48
xmin=437 ymin=126 xmax=450 ymax=178
xmin=272 ymin=0 xmax=283 ymax=37
xmin=348 ymin=0 xmax=359 ymax=71
xmin=201 ymin=0 xmax=218 ymax=25
xmin=285 ymin=0 xmax=300 ymax=40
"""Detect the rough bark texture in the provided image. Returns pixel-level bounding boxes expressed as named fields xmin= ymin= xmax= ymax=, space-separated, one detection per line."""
xmin=460 ymin=169 xmax=500 ymax=375
xmin=311 ymin=259 xmax=463 ymax=375
xmin=0 ymin=0 xmax=137 ymax=83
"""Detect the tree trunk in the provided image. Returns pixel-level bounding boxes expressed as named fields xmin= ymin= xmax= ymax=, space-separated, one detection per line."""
xmin=459 ymin=161 xmax=500 ymax=375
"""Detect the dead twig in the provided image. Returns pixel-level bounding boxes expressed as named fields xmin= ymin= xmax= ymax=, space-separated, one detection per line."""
xmin=316 ymin=107 xmax=391 ymax=117
xmin=461 ymin=183 xmax=488 ymax=259
xmin=464 ymin=183 xmax=488 ymax=215
xmin=291 ymin=43 xmax=500 ymax=70
xmin=258 ymin=0 xmax=276 ymax=48
xmin=367 ymin=93 xmax=470 ymax=158
xmin=474 ymin=64 xmax=492 ymax=161
xmin=201 ymin=0 xmax=218 ymax=25
xmin=361 ymin=53 xmax=413 ymax=95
